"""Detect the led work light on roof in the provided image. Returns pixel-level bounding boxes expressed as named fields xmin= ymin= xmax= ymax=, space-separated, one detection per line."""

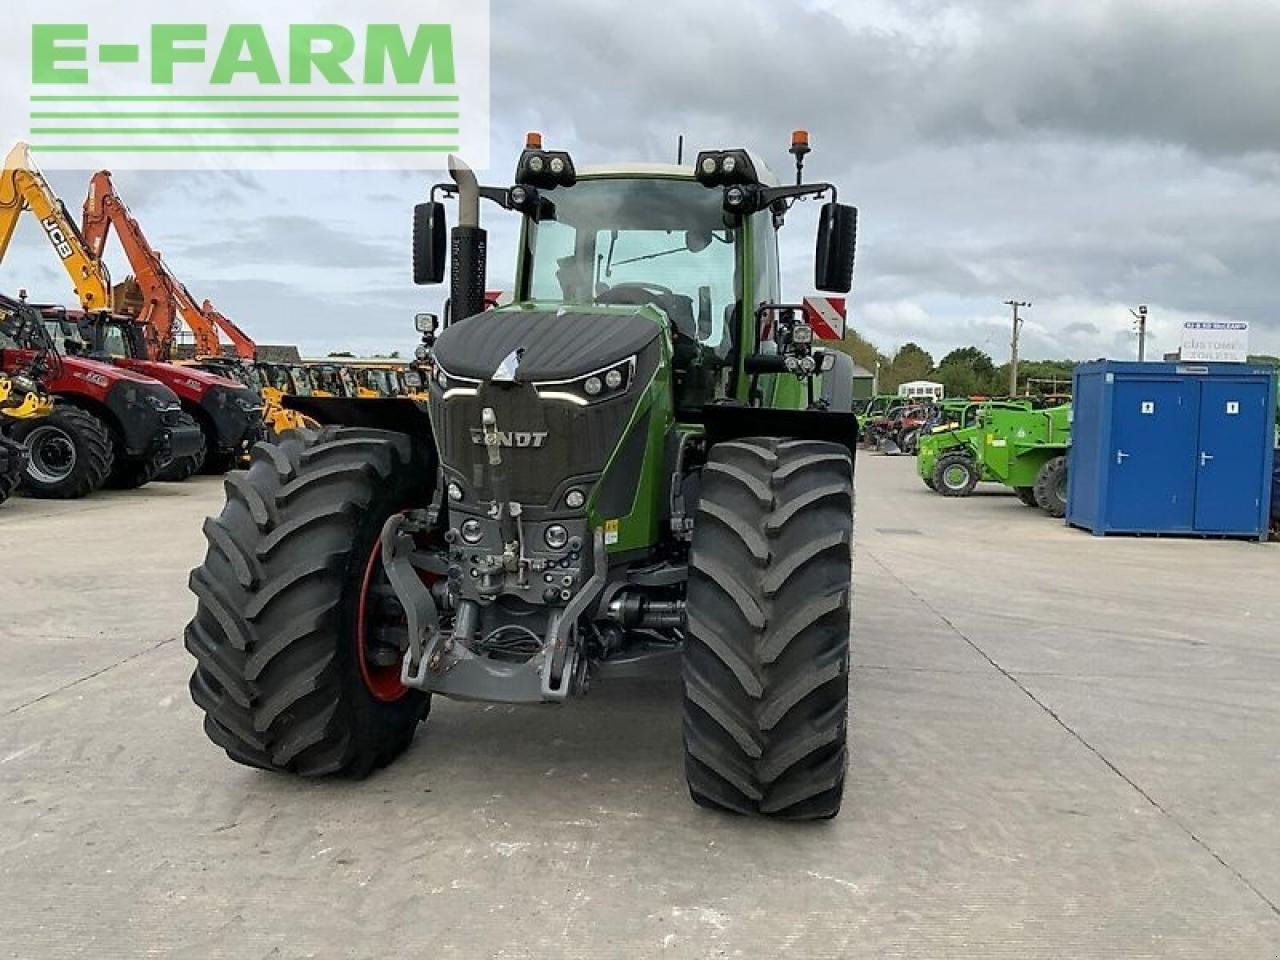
xmin=516 ymin=136 xmax=577 ymax=190
xmin=692 ymin=149 xmax=759 ymax=187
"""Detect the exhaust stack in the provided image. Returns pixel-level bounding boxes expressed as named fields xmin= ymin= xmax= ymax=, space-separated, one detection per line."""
xmin=447 ymin=155 xmax=487 ymax=323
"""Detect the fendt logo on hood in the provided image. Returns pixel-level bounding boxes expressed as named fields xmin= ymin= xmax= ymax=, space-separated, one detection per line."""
xmin=469 ymin=428 xmax=548 ymax=449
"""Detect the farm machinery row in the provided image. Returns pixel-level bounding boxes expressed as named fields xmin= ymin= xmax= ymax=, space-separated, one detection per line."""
xmin=0 ymin=143 xmax=424 ymax=504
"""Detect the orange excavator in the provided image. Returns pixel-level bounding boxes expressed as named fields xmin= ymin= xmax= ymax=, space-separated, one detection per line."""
xmin=81 ymin=170 xmax=312 ymax=436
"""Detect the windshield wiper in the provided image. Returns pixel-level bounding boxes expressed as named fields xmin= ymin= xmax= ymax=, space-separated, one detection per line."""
xmin=612 ymin=245 xmax=686 ymax=268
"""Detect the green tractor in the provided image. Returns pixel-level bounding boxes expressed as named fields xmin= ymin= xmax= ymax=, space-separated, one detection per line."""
xmin=926 ymin=403 xmax=1071 ymax=515
xmin=918 ymin=400 xmax=1030 ymax=493
xmin=856 ymin=393 xmax=898 ymax=432
xmin=184 ymin=136 xmax=861 ymax=819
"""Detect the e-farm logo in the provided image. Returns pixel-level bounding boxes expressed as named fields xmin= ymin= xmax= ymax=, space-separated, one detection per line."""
xmin=6 ymin=0 xmax=490 ymax=170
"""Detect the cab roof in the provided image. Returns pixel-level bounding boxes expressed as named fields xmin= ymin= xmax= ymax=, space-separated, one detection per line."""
xmin=578 ymin=151 xmax=781 ymax=187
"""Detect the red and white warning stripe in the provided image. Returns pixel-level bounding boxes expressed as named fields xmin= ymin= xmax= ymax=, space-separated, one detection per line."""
xmin=802 ymin=296 xmax=847 ymax=340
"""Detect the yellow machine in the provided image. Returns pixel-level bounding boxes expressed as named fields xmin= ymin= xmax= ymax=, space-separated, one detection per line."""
xmin=190 ymin=356 xmax=319 ymax=438
xmin=0 ymin=364 xmax=54 ymax=507
xmin=0 ymin=143 xmax=113 ymax=310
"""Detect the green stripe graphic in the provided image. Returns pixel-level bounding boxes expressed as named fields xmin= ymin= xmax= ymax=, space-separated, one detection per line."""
xmin=32 ymin=112 xmax=459 ymax=120
xmin=29 ymin=145 xmax=459 ymax=153
xmin=31 ymin=127 xmax=460 ymax=136
xmin=30 ymin=95 xmax=459 ymax=103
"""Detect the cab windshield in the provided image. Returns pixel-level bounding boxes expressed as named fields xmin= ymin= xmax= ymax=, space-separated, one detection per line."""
xmin=523 ymin=177 xmax=737 ymax=359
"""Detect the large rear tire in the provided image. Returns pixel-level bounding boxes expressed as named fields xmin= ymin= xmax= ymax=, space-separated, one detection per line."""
xmin=10 ymin=405 xmax=114 ymax=500
xmin=933 ymin=451 xmax=979 ymax=498
xmin=158 ymin=412 xmax=207 ymax=482
xmin=186 ymin=427 xmax=432 ymax=777
xmin=1014 ymin=486 xmax=1039 ymax=508
xmin=1033 ymin=455 xmax=1068 ymax=518
xmin=682 ymin=437 xmax=853 ymax=820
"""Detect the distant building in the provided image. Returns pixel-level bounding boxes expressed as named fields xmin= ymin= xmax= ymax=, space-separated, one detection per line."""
xmin=850 ymin=363 xmax=875 ymax=400
xmin=898 ymin=379 xmax=945 ymax=400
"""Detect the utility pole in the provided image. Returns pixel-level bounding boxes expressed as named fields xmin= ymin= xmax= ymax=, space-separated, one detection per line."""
xmin=1004 ymin=299 xmax=1031 ymax=396
xmin=1130 ymin=304 xmax=1148 ymax=361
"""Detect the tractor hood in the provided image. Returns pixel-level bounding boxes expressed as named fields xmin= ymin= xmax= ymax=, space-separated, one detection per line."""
xmin=432 ymin=304 xmax=660 ymax=382
xmin=126 ymin=360 xmax=243 ymax=394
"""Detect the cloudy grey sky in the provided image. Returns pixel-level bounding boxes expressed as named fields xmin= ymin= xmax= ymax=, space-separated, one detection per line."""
xmin=3 ymin=0 xmax=1278 ymax=362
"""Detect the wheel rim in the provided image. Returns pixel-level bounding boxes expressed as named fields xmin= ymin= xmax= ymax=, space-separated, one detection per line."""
xmin=356 ymin=537 xmax=411 ymax=702
xmin=25 ymin=425 xmax=76 ymax=484
xmin=944 ymin=464 xmax=969 ymax=489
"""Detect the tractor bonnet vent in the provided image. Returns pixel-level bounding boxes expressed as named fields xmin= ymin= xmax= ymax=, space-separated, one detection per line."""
xmin=433 ymin=307 xmax=659 ymax=382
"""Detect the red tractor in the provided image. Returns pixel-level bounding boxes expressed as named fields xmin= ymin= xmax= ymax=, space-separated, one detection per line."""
xmin=1 ymin=292 xmax=202 ymax=497
xmin=43 ymin=307 xmax=265 ymax=480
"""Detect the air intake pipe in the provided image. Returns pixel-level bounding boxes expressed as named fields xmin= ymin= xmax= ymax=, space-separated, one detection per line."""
xmin=447 ymin=155 xmax=487 ymax=324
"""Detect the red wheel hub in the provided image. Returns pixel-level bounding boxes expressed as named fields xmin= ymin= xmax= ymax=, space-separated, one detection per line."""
xmin=356 ymin=537 xmax=409 ymax=702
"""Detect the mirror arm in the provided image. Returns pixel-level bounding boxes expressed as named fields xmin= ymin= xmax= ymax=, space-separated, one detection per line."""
xmin=433 ymin=182 xmax=513 ymax=211
xmin=760 ymin=181 xmax=837 ymax=208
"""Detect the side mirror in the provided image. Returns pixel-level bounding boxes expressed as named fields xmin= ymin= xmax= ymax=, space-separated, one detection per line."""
xmin=413 ymin=202 xmax=447 ymax=285
xmin=414 ymin=312 xmax=439 ymax=334
xmin=815 ymin=202 xmax=857 ymax=294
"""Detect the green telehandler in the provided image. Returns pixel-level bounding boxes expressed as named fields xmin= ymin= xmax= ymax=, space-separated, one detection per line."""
xmin=184 ymin=134 xmax=861 ymax=819
xmin=918 ymin=400 xmax=1031 ymax=493
xmin=923 ymin=403 xmax=1071 ymax=515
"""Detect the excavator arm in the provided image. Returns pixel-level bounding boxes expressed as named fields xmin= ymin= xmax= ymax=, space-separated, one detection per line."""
xmin=82 ymin=169 xmax=243 ymax=360
xmin=200 ymin=298 xmax=257 ymax=360
xmin=1 ymin=143 xmax=113 ymax=312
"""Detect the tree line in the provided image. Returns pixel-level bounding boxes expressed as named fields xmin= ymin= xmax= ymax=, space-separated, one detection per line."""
xmin=828 ymin=330 xmax=1279 ymax=398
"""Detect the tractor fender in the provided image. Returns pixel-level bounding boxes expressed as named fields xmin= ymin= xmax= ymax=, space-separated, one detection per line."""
xmin=283 ymin=396 xmax=437 ymax=462
xmin=819 ymin=351 xmax=856 ymax=413
xmin=700 ymin=403 xmax=859 ymax=458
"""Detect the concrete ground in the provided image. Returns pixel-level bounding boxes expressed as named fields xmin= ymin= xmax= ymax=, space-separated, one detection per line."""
xmin=0 ymin=454 xmax=1277 ymax=959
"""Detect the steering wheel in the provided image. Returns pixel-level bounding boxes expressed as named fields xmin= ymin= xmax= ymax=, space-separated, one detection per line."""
xmin=596 ymin=282 xmax=675 ymax=303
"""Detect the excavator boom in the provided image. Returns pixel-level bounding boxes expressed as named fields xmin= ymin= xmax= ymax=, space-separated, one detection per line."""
xmin=1 ymin=143 xmax=113 ymax=312
xmin=200 ymin=298 xmax=257 ymax=360
xmin=82 ymin=169 xmax=244 ymax=360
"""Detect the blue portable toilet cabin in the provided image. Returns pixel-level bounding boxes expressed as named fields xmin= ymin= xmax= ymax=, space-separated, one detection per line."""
xmin=1067 ymin=361 xmax=1276 ymax=540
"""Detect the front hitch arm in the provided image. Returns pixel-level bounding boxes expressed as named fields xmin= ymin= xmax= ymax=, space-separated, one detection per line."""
xmin=380 ymin=512 xmax=442 ymax=687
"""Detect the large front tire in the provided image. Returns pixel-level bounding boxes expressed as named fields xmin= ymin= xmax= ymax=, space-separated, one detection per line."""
xmin=933 ymin=451 xmax=979 ymax=498
xmin=682 ymin=437 xmax=853 ymax=820
xmin=0 ymin=434 xmax=25 ymax=506
xmin=158 ymin=412 xmax=207 ymax=482
xmin=186 ymin=427 xmax=432 ymax=777
xmin=1033 ymin=455 xmax=1068 ymax=518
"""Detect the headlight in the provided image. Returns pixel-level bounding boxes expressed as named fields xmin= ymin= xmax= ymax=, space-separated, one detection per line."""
xmin=142 ymin=392 xmax=170 ymax=411
xmin=11 ymin=374 xmax=38 ymax=395
xmin=433 ymin=362 xmax=479 ymax=399
xmin=447 ymin=482 xmax=464 ymax=502
xmin=534 ymin=356 xmax=636 ymax=406
xmin=565 ymin=488 xmax=586 ymax=509
xmin=460 ymin=519 xmax=483 ymax=543
xmin=544 ymin=524 xmax=569 ymax=550
xmin=791 ymin=323 xmax=813 ymax=345
xmin=415 ymin=344 xmax=430 ymax=362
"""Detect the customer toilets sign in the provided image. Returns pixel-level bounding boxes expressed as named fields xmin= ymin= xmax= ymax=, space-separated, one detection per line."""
xmin=1180 ymin=321 xmax=1249 ymax=363
xmin=6 ymin=0 xmax=489 ymax=170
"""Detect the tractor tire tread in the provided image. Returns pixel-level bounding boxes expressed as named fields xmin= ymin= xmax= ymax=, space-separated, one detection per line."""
xmin=683 ymin=436 xmax=853 ymax=820
xmin=186 ymin=426 xmax=430 ymax=779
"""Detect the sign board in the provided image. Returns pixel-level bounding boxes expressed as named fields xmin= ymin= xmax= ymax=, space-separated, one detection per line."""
xmin=801 ymin=296 xmax=846 ymax=340
xmin=1180 ymin=321 xmax=1249 ymax=363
